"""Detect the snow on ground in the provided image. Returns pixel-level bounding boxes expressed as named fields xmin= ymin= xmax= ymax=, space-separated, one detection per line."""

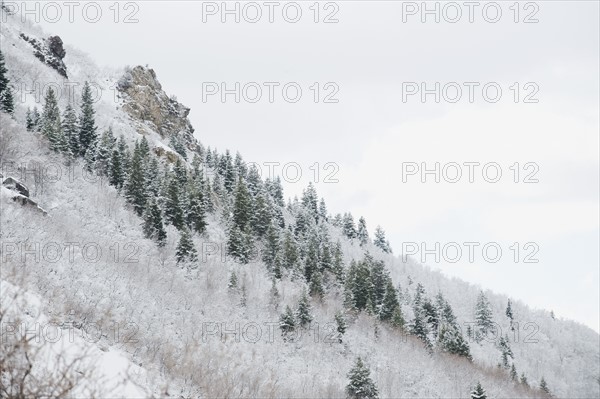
xmin=1 ymin=279 xmax=150 ymax=398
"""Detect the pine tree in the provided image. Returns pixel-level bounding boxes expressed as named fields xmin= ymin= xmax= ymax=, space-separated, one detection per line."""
xmin=227 ymin=226 xmax=255 ymax=264
xmin=510 ymin=364 xmax=518 ymax=381
xmin=272 ymin=254 xmax=283 ymax=280
xmin=332 ymin=241 xmax=345 ymax=284
xmin=346 ymin=357 xmax=379 ymax=399
xmin=32 ymin=107 xmax=41 ymax=132
xmin=186 ymin=182 xmax=207 ymax=234
xmin=55 ymin=127 xmax=71 ymax=156
xmin=318 ymin=198 xmax=328 ymax=222
xmin=436 ymin=292 xmax=458 ymax=329
xmin=279 ymin=305 xmax=296 ymax=341
xmin=0 ymin=50 xmax=9 ymax=97
xmin=438 ymin=325 xmax=472 ymax=360
xmin=78 ymin=81 xmax=97 ymax=156
xmin=470 ymin=382 xmax=487 ymax=399
xmin=142 ymin=198 xmax=167 ymax=247
xmin=227 ymin=225 xmax=244 ymax=261
xmin=296 ymin=290 xmax=313 ymax=327
xmin=62 ymin=104 xmax=79 ymax=156
xmin=263 ymin=224 xmax=280 ymax=274
xmin=234 ymin=151 xmax=247 ymax=179
xmin=109 ymin=149 xmax=125 ymax=188
xmin=475 ymin=291 xmax=494 ymax=339
xmin=422 ymin=297 xmax=440 ymax=337
xmin=540 ymin=377 xmax=551 ymax=396
xmin=0 ymin=85 xmax=14 ymax=115
xmin=232 ymin=177 xmax=252 ymax=231
xmin=169 ymin=135 xmax=187 ymax=160
xmin=410 ymin=283 xmax=431 ymax=348
xmin=201 ymin=173 xmax=213 ymax=214
xmin=342 ymin=213 xmax=357 ymax=239
xmin=125 ymin=143 xmax=147 ymax=216
xmin=143 ymin=156 xmax=161 ymax=199
xmin=251 ymin=188 xmax=271 ymax=237
xmin=173 ymin=157 xmax=188 ymax=185
xmin=294 ymin=209 xmax=310 ymax=238
xmin=309 ymin=270 xmax=325 ymax=299
xmin=366 ymin=295 xmax=376 ymax=316
xmin=0 ymin=50 xmax=13 ymax=115
xmin=413 ymin=283 xmax=426 ymax=307
xmin=270 ymin=176 xmax=285 ymax=207
xmin=380 ymin=279 xmax=400 ymax=322
xmin=347 ymin=259 xmax=373 ymax=312
xmin=301 ymin=182 xmax=319 ymax=219
xmin=304 ymin=232 xmax=320 ymax=283
xmin=41 ymin=88 xmax=64 ymax=151
xmin=222 ymin=150 xmax=236 ymax=193
xmin=373 ymin=226 xmax=392 ymax=254
xmin=95 ymin=128 xmax=116 ymax=176
xmin=498 ymin=334 xmax=514 ymax=368
xmin=83 ymin=138 xmax=97 ymax=171
xmin=176 ymin=228 xmax=198 ymax=264
xmin=269 ymin=279 xmax=280 ymax=310
xmin=319 ymin=240 xmax=333 ymax=274
xmin=240 ymin=228 xmax=255 ymax=264
xmin=391 ymin=307 xmax=405 ymax=329
xmin=239 ymin=283 xmax=249 ymax=309
xmin=335 ymin=312 xmax=347 ymax=343
xmin=165 ymin=174 xmax=185 ymax=229
xmin=228 ymin=271 xmax=238 ymax=290
xmin=240 ymin=227 xmax=256 ymax=264
xmin=357 ymin=217 xmax=369 ymax=246
xmin=332 ymin=213 xmax=342 ymax=227
xmin=26 ymin=108 xmax=34 ymax=131
xmin=117 ymin=135 xmax=130 ymax=172
xmin=506 ymin=299 xmax=513 ymax=320
xmin=506 ymin=299 xmax=515 ymax=330
xmin=410 ymin=306 xmax=431 ymax=349
xmin=520 ymin=373 xmax=529 ymax=387
xmin=282 ymin=230 xmax=299 ymax=270
xmin=369 ymin=258 xmax=388 ymax=310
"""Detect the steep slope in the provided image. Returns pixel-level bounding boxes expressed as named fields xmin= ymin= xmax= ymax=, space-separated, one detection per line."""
xmin=1 ymin=7 xmax=598 ymax=399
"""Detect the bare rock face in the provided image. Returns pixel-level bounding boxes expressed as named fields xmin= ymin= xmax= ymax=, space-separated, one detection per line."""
xmin=117 ymin=66 xmax=196 ymax=150
xmin=47 ymin=36 xmax=66 ymax=59
xmin=19 ymin=33 xmax=68 ymax=78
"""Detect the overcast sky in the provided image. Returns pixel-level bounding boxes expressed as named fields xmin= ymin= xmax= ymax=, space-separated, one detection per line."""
xmin=33 ymin=0 xmax=599 ymax=331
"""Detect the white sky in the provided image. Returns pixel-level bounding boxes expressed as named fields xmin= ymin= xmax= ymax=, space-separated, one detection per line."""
xmin=30 ymin=0 xmax=599 ymax=331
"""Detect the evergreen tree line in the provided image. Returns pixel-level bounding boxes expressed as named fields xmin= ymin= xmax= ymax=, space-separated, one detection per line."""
xmin=331 ymin=211 xmax=393 ymax=254
xmin=470 ymin=375 xmax=552 ymax=399
xmin=404 ymin=282 xmax=471 ymax=359
xmin=24 ymin=84 xmax=396 ymax=282
xmin=29 ymin=82 xmax=213 ymax=264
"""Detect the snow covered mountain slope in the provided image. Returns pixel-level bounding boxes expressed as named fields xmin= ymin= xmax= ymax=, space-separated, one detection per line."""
xmin=1 ymin=6 xmax=598 ymax=398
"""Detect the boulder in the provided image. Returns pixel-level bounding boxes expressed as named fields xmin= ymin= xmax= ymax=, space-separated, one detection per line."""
xmin=3 ymin=177 xmax=29 ymax=197
xmin=1 ymin=186 xmax=47 ymax=215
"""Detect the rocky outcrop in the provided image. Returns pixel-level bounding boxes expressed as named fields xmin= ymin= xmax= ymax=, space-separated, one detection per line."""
xmin=2 ymin=177 xmax=47 ymax=215
xmin=117 ymin=66 xmax=196 ymax=151
xmin=19 ymin=33 xmax=67 ymax=78
xmin=2 ymin=177 xmax=29 ymax=197
xmin=153 ymin=146 xmax=179 ymax=163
